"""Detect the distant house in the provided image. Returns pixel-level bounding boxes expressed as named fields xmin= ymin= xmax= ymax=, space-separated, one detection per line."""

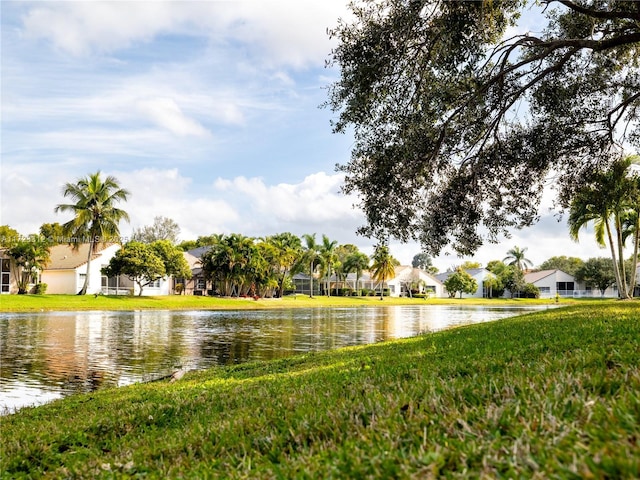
xmin=41 ymin=243 xmax=122 ymax=295
xmin=185 ymin=247 xmax=210 ymax=295
xmin=0 ymin=249 xmax=22 ymax=294
xmin=291 ymin=273 xmax=322 ymax=296
xmin=386 ymin=266 xmax=444 ymax=298
xmin=435 ymin=268 xmax=494 ymax=298
xmin=41 ymin=243 xmax=174 ymax=296
xmin=293 ymin=266 xmax=444 ymax=298
xmin=172 ymin=251 xmax=201 ymax=295
xmin=524 ymin=269 xmax=620 ymax=298
xmin=523 ymin=269 xmax=579 ymax=298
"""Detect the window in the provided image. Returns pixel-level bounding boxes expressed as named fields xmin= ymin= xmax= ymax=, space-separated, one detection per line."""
xmin=147 ymin=279 xmax=161 ymax=288
xmin=539 ymin=287 xmax=551 ymax=293
xmin=556 ymin=282 xmax=574 ymax=291
xmin=1 ymin=259 xmax=10 ymax=293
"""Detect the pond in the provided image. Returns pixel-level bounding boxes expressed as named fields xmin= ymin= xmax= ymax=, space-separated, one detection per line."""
xmin=0 ymin=305 xmax=553 ymax=413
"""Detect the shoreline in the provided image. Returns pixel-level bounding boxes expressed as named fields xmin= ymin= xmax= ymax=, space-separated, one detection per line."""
xmin=0 ymin=293 xmax=575 ymax=313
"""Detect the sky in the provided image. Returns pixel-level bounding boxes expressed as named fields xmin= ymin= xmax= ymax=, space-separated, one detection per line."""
xmin=0 ymin=0 xmax=610 ymax=271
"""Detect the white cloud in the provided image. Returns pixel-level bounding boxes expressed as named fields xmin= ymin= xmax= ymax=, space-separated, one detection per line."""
xmin=214 ymin=172 xmax=361 ymax=224
xmin=22 ymin=2 xmax=189 ymax=56
xmin=19 ymin=1 xmax=350 ymax=67
xmin=136 ymin=97 xmax=210 ymax=137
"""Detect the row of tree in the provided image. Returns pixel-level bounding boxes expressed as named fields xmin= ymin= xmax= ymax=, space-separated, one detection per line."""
xmin=191 ymin=232 xmax=396 ymax=299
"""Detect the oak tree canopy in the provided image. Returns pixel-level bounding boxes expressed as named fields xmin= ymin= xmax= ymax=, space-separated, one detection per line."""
xmin=327 ymin=0 xmax=640 ymax=255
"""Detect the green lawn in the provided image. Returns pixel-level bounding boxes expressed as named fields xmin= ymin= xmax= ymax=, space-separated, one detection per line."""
xmin=0 ymin=293 xmax=568 ymax=312
xmin=1 ymin=302 xmax=638 ymax=478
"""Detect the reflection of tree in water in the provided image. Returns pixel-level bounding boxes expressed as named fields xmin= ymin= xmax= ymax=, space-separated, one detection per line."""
xmin=198 ymin=319 xmax=255 ymax=365
xmin=60 ymin=370 xmax=119 ymax=395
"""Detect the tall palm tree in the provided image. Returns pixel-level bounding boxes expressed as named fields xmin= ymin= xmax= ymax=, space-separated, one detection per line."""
xmin=334 ymin=244 xmax=360 ymax=294
xmin=55 ymin=171 xmax=129 ymax=295
xmin=370 ymin=244 xmax=396 ymax=300
xmin=568 ymin=156 xmax=638 ymax=299
xmin=319 ymin=234 xmax=338 ymax=296
xmin=503 ymin=246 xmax=532 ymax=272
xmin=301 ymin=233 xmax=320 ymax=298
xmin=344 ymin=251 xmax=370 ymax=295
xmin=264 ymin=232 xmax=303 ymax=297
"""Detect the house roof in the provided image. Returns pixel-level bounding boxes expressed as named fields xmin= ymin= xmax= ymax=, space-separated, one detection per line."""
xmin=187 ymin=246 xmax=211 ymax=259
xmin=182 ymin=252 xmax=200 ymax=269
xmin=435 ymin=268 xmax=489 ymax=282
xmin=45 ymin=243 xmax=117 ymax=270
xmin=524 ymin=269 xmax=569 ymax=283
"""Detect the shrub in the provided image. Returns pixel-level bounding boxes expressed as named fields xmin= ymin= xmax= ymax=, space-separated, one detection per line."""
xmin=522 ymin=283 xmax=540 ymax=299
xmin=34 ymin=283 xmax=47 ymax=295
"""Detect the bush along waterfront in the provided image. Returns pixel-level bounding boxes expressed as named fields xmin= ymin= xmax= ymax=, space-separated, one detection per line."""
xmin=1 ymin=302 xmax=639 ymax=478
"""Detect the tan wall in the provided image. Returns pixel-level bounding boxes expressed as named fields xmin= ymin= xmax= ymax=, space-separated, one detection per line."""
xmin=41 ymin=270 xmax=77 ymax=294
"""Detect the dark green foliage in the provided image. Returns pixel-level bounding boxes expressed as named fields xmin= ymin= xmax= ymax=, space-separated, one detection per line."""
xmin=150 ymin=240 xmax=192 ymax=280
xmin=5 ymin=236 xmax=51 ymax=294
xmin=38 ymin=223 xmax=66 ymax=245
xmin=411 ymin=252 xmax=438 ymax=274
xmin=502 ymin=265 xmax=527 ymax=298
xmin=327 ymin=0 xmax=640 ymax=255
xmin=102 ymin=242 xmax=165 ymax=296
xmin=521 ymin=282 xmax=540 ymax=298
xmin=538 ymin=255 xmax=585 ymax=276
xmin=443 ymin=267 xmax=478 ymax=298
xmin=575 ymin=257 xmax=617 ymax=296
xmin=0 ymin=225 xmax=20 ymax=247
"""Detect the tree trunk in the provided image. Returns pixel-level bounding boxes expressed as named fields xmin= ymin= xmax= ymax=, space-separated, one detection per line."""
xmin=614 ymin=214 xmax=629 ymax=297
xmin=78 ymin=241 xmax=94 ymax=295
xmin=628 ymin=215 xmax=640 ymax=298
xmin=605 ymin=221 xmax=627 ymax=299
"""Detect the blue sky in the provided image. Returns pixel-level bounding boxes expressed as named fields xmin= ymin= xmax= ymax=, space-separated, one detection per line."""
xmin=1 ymin=1 xmax=607 ymax=269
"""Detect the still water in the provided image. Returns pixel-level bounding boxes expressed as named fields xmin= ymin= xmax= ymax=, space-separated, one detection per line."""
xmin=0 ymin=305 xmax=550 ymax=413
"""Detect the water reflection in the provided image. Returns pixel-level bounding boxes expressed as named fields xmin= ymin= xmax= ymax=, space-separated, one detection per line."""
xmin=0 ymin=305 xmax=550 ymax=413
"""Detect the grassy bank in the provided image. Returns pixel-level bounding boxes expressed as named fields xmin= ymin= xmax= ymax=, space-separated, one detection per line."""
xmin=2 ymin=302 xmax=639 ymax=478
xmin=0 ymin=293 xmax=568 ymax=312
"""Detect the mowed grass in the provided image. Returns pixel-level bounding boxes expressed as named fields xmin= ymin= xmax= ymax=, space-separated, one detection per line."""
xmin=0 ymin=293 xmax=567 ymax=312
xmin=1 ymin=302 xmax=639 ymax=478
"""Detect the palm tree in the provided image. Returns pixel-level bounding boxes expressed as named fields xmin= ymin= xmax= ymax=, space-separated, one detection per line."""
xmin=55 ymin=171 xmax=130 ymax=295
xmin=301 ymin=233 xmax=320 ymax=298
xmin=6 ymin=236 xmax=51 ymax=294
xmin=344 ymin=252 xmax=370 ymax=295
xmin=370 ymin=244 xmax=396 ymax=299
xmin=568 ymin=156 xmax=638 ymax=299
xmin=318 ymin=234 xmax=338 ymax=296
xmin=503 ymin=246 xmax=532 ymax=272
xmin=264 ymin=232 xmax=303 ymax=297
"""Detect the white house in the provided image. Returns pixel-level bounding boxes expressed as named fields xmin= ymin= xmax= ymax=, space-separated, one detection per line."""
xmin=435 ymin=268 xmax=494 ymax=298
xmin=524 ymin=269 xmax=584 ymax=298
xmin=386 ymin=266 xmax=444 ymax=298
xmin=41 ymin=243 xmax=172 ymax=296
xmin=41 ymin=243 xmax=122 ymax=295
xmin=524 ymin=269 xmax=622 ymax=298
